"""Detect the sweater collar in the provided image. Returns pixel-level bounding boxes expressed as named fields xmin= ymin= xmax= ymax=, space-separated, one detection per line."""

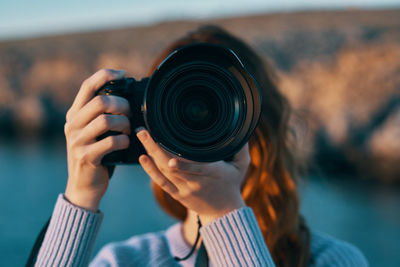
xmin=165 ymin=223 xmax=198 ymax=266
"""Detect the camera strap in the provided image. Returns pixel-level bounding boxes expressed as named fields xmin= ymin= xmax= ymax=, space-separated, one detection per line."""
xmin=194 ymin=242 xmax=209 ymax=267
xmin=174 ymin=215 xmax=209 ymax=266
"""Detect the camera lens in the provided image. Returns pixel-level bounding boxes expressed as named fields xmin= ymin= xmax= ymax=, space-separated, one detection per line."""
xmin=143 ymin=43 xmax=261 ymax=162
xmin=159 ymin=63 xmax=242 ymax=149
xmin=178 ymin=86 xmax=219 ymax=131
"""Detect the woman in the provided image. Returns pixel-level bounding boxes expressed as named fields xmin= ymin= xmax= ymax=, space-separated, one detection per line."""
xmin=35 ymin=25 xmax=368 ymax=266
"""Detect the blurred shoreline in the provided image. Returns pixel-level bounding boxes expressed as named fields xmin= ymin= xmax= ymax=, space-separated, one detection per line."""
xmin=1 ymin=8 xmax=399 ymax=182
xmin=0 ymin=7 xmax=399 ymax=42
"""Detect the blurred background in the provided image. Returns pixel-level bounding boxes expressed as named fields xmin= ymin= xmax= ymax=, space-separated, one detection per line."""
xmin=1 ymin=1 xmax=399 ymax=266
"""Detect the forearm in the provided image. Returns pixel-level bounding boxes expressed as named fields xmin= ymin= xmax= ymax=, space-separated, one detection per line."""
xmin=35 ymin=194 xmax=103 ymax=267
xmin=200 ymin=207 xmax=276 ymax=267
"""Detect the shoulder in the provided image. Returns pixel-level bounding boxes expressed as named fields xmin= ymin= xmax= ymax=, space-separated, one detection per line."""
xmin=309 ymin=231 xmax=369 ymax=267
xmin=90 ymin=231 xmax=175 ymax=267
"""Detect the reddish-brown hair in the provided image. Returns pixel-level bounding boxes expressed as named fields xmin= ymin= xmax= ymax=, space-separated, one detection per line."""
xmin=148 ymin=25 xmax=310 ymax=267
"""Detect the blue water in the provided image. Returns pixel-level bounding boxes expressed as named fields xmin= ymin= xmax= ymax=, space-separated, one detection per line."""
xmin=0 ymin=140 xmax=399 ymax=266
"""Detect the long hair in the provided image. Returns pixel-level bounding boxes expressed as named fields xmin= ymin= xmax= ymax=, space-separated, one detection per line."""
xmin=147 ymin=25 xmax=310 ymax=267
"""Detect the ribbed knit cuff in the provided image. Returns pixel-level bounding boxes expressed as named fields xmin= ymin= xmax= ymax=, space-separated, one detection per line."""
xmin=200 ymin=207 xmax=275 ymax=267
xmin=35 ymin=194 xmax=103 ymax=267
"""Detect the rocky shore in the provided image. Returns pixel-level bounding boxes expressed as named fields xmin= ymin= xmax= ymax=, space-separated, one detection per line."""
xmin=0 ymin=9 xmax=399 ymax=182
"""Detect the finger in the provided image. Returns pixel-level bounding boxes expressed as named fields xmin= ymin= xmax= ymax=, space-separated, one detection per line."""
xmin=168 ymin=158 xmax=221 ymax=176
xmin=79 ymin=114 xmax=130 ymax=144
xmin=71 ymin=95 xmax=130 ymax=129
xmin=67 ymin=69 xmax=126 ymax=121
xmin=86 ymin=134 xmax=130 ymax=165
xmin=136 ymin=130 xmax=187 ymax=186
xmin=136 ymin=129 xmax=172 ymax=166
xmin=139 ymin=155 xmax=178 ymax=195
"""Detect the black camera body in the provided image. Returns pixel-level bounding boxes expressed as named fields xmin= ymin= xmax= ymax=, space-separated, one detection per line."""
xmin=96 ymin=78 xmax=148 ymax=164
xmin=96 ymin=43 xmax=261 ymax=165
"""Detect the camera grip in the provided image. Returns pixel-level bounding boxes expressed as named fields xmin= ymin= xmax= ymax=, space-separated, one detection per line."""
xmin=95 ymin=78 xmax=148 ymax=165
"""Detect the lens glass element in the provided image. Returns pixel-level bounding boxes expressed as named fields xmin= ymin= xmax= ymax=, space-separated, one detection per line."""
xmin=178 ymin=86 xmax=220 ymax=132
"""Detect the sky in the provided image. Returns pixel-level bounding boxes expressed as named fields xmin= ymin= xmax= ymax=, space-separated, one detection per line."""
xmin=0 ymin=0 xmax=399 ymax=40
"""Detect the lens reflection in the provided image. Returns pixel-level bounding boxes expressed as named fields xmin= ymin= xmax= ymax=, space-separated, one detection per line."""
xmin=177 ymin=86 xmax=220 ymax=132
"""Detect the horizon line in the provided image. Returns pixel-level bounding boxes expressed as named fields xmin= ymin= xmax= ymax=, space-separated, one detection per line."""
xmin=1 ymin=6 xmax=399 ymax=42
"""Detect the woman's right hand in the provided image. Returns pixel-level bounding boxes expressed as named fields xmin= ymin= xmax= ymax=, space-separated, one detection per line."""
xmin=64 ymin=69 xmax=131 ymax=211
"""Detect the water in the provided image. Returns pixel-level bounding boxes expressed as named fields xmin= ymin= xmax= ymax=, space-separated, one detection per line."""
xmin=0 ymin=141 xmax=399 ymax=266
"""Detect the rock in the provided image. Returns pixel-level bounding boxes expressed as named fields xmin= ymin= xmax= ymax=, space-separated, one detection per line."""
xmin=0 ymin=9 xmax=399 ymax=182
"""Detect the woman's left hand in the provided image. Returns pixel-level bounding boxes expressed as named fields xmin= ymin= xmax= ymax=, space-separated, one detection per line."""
xmin=136 ymin=129 xmax=250 ymax=224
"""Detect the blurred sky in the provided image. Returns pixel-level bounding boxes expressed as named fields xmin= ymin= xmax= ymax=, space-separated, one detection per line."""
xmin=0 ymin=0 xmax=399 ymax=40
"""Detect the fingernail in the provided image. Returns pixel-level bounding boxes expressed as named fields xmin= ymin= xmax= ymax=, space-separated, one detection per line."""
xmin=135 ymin=126 xmax=146 ymax=133
xmin=109 ymin=69 xmax=126 ymax=76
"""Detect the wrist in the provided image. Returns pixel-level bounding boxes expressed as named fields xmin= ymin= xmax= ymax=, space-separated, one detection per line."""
xmin=199 ymin=196 xmax=246 ymax=225
xmin=64 ymin=189 xmax=101 ymax=212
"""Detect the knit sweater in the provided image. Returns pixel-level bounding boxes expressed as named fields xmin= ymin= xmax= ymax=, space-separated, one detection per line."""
xmin=35 ymin=195 xmax=368 ymax=267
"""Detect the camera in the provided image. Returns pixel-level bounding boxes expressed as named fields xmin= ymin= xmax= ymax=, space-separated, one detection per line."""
xmin=96 ymin=43 xmax=261 ymax=165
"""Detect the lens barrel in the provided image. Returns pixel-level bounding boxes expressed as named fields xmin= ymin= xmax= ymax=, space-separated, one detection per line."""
xmin=143 ymin=43 xmax=261 ymax=162
xmin=96 ymin=43 xmax=261 ymax=164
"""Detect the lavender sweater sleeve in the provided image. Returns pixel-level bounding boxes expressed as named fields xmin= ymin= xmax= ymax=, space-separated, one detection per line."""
xmin=35 ymin=195 xmax=368 ymax=266
xmin=199 ymin=208 xmax=368 ymax=267
xmin=200 ymin=208 xmax=275 ymax=266
xmin=34 ymin=196 xmax=274 ymax=267
xmin=35 ymin=195 xmax=103 ymax=267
